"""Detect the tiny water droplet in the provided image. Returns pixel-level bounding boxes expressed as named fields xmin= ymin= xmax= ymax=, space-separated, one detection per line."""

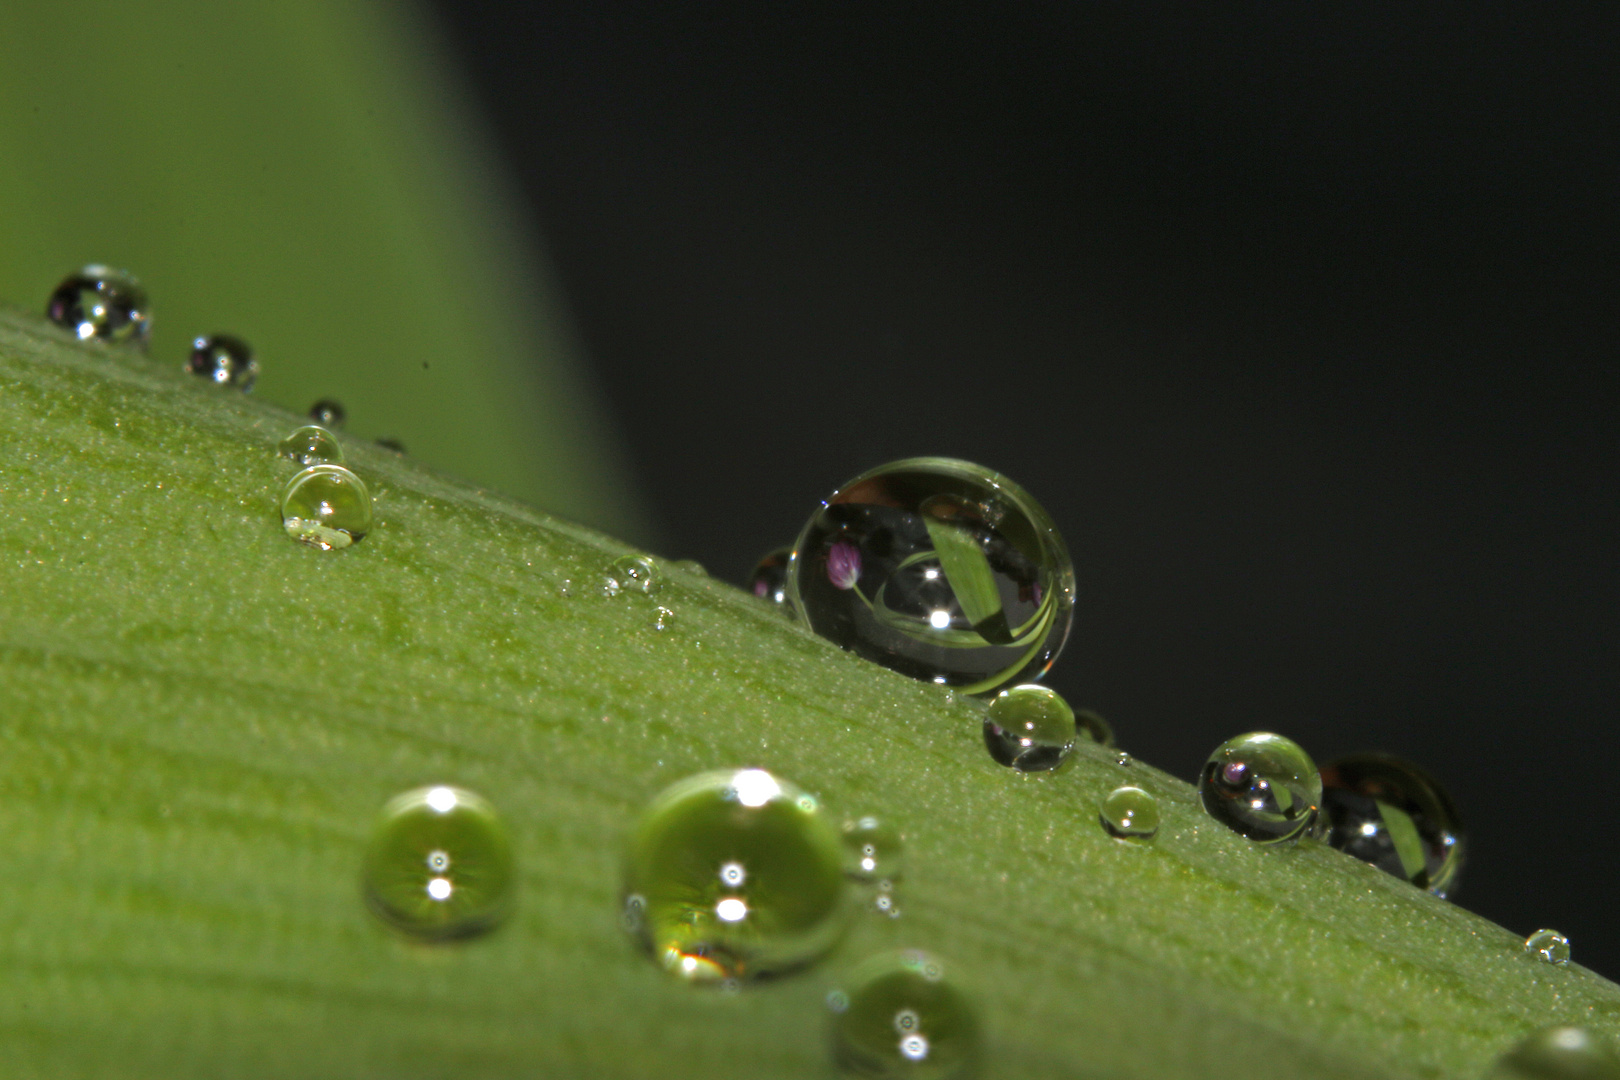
xmin=185 ymin=333 xmax=257 ymax=390
xmin=1486 ymin=1027 xmax=1620 ymax=1080
xmin=1320 ymin=753 xmax=1466 ymax=897
xmin=1099 ymin=786 xmax=1160 ymax=841
xmin=1115 ymin=751 xmax=1133 ymax=767
xmin=361 ymin=785 xmax=514 ymax=941
xmin=842 ymin=816 xmax=904 ymax=882
xmin=1074 ymin=708 xmax=1115 ymax=747
xmin=606 ymin=554 xmax=661 ymax=597
xmin=622 ymin=768 xmax=849 ymax=983
xmin=829 ymin=949 xmax=981 ymax=1080
xmin=788 ymin=458 xmax=1074 ymax=695
xmin=652 ymin=606 xmax=675 ymax=631
xmin=1198 ymin=732 xmax=1320 ymax=844
xmin=749 ymin=546 xmax=792 ymax=605
xmin=46 ymin=265 xmax=151 ymax=349
xmin=308 ymin=398 xmax=347 ymax=429
xmin=1524 ymin=929 xmax=1572 ymax=966
xmin=280 ymin=464 xmax=373 ymax=550
xmin=279 ymin=425 xmax=344 ymax=466
xmin=982 ymin=684 xmax=1075 ymax=772
xmin=375 ymin=437 xmax=407 ymax=454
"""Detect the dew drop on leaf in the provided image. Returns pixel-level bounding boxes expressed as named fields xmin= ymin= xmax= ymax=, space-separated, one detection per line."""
xmin=184 ymin=333 xmax=257 ymax=390
xmin=361 ymin=785 xmax=515 ymax=942
xmin=606 ymin=554 xmax=661 ymax=597
xmin=1198 ymin=731 xmax=1320 ymax=845
xmin=1524 ymin=929 xmax=1572 ymax=966
xmin=621 ymin=768 xmax=849 ymax=983
xmin=1099 ymin=785 xmax=1160 ymax=841
xmin=842 ymin=816 xmax=904 ymax=883
xmin=652 ymin=605 xmax=675 ymax=631
xmin=1319 ymin=753 xmax=1466 ymax=897
xmin=787 ymin=457 xmax=1074 ymax=695
xmin=280 ymin=464 xmax=373 ymax=550
xmin=46 ymin=265 xmax=151 ymax=349
xmin=1485 ymin=1026 xmax=1620 ymax=1079
xmin=308 ymin=398 xmax=347 ymax=429
xmin=278 ymin=425 xmax=344 ymax=467
xmin=982 ymin=684 xmax=1075 ymax=772
xmin=828 ymin=949 xmax=981 ymax=1080
xmin=749 ymin=546 xmax=792 ymax=606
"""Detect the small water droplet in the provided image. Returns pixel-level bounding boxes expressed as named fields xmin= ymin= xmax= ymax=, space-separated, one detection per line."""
xmin=1198 ymin=732 xmax=1320 ymax=845
xmin=606 ymin=554 xmax=661 ymax=597
xmin=1115 ymin=751 xmax=1133 ymax=767
xmin=1100 ymin=786 xmax=1161 ymax=841
xmin=375 ymin=437 xmax=407 ymax=454
xmin=308 ymin=398 xmax=347 ymax=429
xmin=1524 ymin=929 xmax=1572 ymax=966
xmin=1485 ymin=1026 xmax=1620 ymax=1079
xmin=842 ymin=816 xmax=904 ymax=882
xmin=622 ymin=768 xmax=849 ymax=983
xmin=788 ymin=458 xmax=1074 ymax=695
xmin=279 ymin=425 xmax=344 ymax=467
xmin=1319 ymin=753 xmax=1466 ymax=897
xmin=46 ymin=265 xmax=151 ymax=349
xmin=185 ymin=333 xmax=257 ymax=390
xmin=982 ymin=684 xmax=1075 ymax=772
xmin=652 ymin=606 xmax=675 ymax=631
xmin=749 ymin=546 xmax=792 ymax=606
xmin=361 ymin=785 xmax=514 ymax=941
xmin=829 ymin=949 xmax=981 ymax=1080
xmin=280 ymin=464 xmax=373 ymax=550
xmin=1074 ymin=708 xmax=1115 ymax=747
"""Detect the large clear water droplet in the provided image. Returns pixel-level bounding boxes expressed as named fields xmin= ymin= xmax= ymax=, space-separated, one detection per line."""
xmin=842 ymin=816 xmax=904 ymax=883
xmin=1319 ymin=753 xmax=1466 ymax=897
xmin=982 ymin=684 xmax=1075 ymax=772
xmin=1198 ymin=731 xmax=1320 ymax=844
xmin=361 ymin=785 xmax=515 ymax=941
xmin=1099 ymin=785 xmax=1160 ymax=841
xmin=185 ymin=333 xmax=258 ymax=390
xmin=280 ymin=464 xmax=373 ymax=550
xmin=1486 ymin=1027 xmax=1620 ymax=1080
xmin=308 ymin=398 xmax=347 ymax=429
xmin=1525 ymin=929 xmax=1572 ymax=965
xmin=606 ymin=554 xmax=661 ymax=597
xmin=279 ymin=425 xmax=344 ymax=467
xmin=828 ymin=949 xmax=981 ymax=1080
xmin=788 ymin=457 xmax=1074 ymax=695
xmin=46 ymin=265 xmax=151 ymax=349
xmin=749 ymin=546 xmax=792 ymax=605
xmin=622 ymin=768 xmax=849 ymax=983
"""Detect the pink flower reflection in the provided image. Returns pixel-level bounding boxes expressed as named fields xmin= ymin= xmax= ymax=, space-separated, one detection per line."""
xmin=826 ymin=540 xmax=861 ymax=591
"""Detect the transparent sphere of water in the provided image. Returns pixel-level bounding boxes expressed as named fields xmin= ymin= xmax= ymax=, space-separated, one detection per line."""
xmin=278 ymin=425 xmax=345 ymax=467
xmin=361 ymin=785 xmax=515 ymax=941
xmin=308 ymin=398 xmax=347 ymax=429
xmin=280 ymin=464 xmax=374 ymax=550
xmin=606 ymin=554 xmax=661 ymax=597
xmin=46 ymin=265 xmax=151 ymax=349
xmin=1486 ymin=1027 xmax=1620 ymax=1080
xmin=185 ymin=333 xmax=258 ymax=391
xmin=982 ymin=684 xmax=1075 ymax=772
xmin=1525 ymin=929 xmax=1572 ymax=966
xmin=842 ymin=816 xmax=904 ymax=883
xmin=622 ymin=768 xmax=849 ymax=983
xmin=788 ymin=458 xmax=1074 ymax=695
xmin=749 ymin=546 xmax=792 ymax=606
xmin=1319 ymin=753 xmax=1466 ymax=897
xmin=828 ymin=949 xmax=981 ymax=1080
xmin=1099 ymin=785 xmax=1160 ymax=841
xmin=1198 ymin=731 xmax=1321 ymax=844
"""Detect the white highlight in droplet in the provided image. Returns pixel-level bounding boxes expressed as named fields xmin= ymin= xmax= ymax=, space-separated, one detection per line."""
xmin=716 ymin=898 xmax=748 ymax=922
xmin=425 ymin=786 xmax=458 ymax=814
xmin=719 ymin=861 xmax=746 ymax=886
xmin=929 ymin=609 xmax=952 ymax=629
xmin=899 ymin=1035 xmax=930 ymax=1061
xmin=732 ymin=769 xmax=781 ymax=808
xmin=426 ymin=877 xmax=453 ymax=901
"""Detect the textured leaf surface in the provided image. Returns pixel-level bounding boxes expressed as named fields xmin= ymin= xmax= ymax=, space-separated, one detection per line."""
xmin=1 ymin=308 xmax=1616 ymax=1078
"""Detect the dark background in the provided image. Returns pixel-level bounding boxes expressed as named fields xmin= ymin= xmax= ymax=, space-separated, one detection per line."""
xmin=429 ymin=4 xmax=1619 ymax=977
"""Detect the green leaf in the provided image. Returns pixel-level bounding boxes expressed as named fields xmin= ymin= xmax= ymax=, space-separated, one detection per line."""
xmin=3 ymin=309 xmax=1618 ymax=1078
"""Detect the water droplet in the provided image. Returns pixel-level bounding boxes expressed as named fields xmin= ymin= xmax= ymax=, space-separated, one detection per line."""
xmin=787 ymin=457 xmax=1074 ymax=695
xmin=1525 ymin=929 xmax=1572 ymax=966
xmin=279 ymin=425 xmax=344 ymax=467
xmin=361 ymin=785 xmax=515 ymax=941
xmin=1198 ymin=732 xmax=1320 ymax=844
xmin=982 ymin=684 xmax=1075 ymax=772
xmin=1074 ymin=708 xmax=1115 ymax=747
xmin=606 ymin=554 xmax=661 ymax=597
xmin=829 ymin=950 xmax=981 ymax=1080
xmin=842 ymin=816 xmax=904 ymax=882
xmin=280 ymin=464 xmax=373 ymax=550
xmin=652 ymin=606 xmax=675 ymax=631
xmin=1486 ymin=1027 xmax=1620 ymax=1080
xmin=622 ymin=768 xmax=849 ymax=983
xmin=1319 ymin=753 xmax=1466 ymax=897
xmin=1115 ymin=751 xmax=1133 ymax=767
xmin=185 ymin=333 xmax=257 ymax=390
xmin=749 ymin=546 xmax=792 ymax=605
xmin=46 ymin=265 xmax=151 ymax=349
xmin=308 ymin=398 xmax=347 ymax=429
xmin=375 ymin=437 xmax=407 ymax=454
xmin=1099 ymin=786 xmax=1160 ymax=841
